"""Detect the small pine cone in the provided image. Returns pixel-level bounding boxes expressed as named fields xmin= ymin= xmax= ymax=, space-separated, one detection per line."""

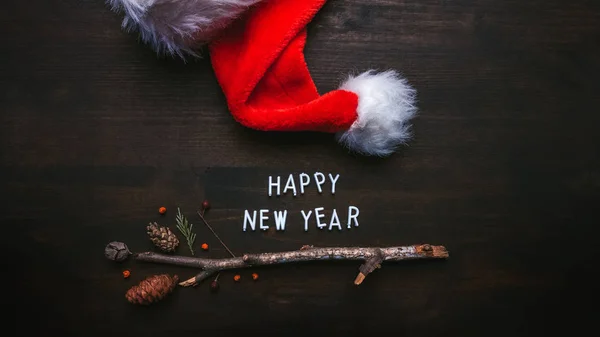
xmin=146 ymin=222 xmax=179 ymax=252
xmin=125 ymin=274 xmax=179 ymax=305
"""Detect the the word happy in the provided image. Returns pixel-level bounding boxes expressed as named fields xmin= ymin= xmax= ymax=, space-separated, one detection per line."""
xmin=242 ymin=172 xmax=360 ymax=232
xmin=267 ymin=172 xmax=340 ymax=196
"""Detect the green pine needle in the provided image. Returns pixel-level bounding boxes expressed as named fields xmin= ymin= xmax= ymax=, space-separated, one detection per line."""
xmin=176 ymin=207 xmax=196 ymax=255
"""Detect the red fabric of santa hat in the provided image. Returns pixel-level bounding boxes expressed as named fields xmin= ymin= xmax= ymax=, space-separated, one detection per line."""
xmin=107 ymin=0 xmax=417 ymax=156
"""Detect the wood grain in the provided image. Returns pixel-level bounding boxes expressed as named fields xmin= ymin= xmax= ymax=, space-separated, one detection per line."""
xmin=1 ymin=0 xmax=599 ymax=336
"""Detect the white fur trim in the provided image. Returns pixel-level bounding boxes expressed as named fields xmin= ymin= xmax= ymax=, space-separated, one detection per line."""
xmin=106 ymin=0 xmax=264 ymax=58
xmin=335 ymin=70 xmax=417 ymax=156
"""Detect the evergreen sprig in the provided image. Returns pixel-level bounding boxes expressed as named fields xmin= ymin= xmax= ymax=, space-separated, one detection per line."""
xmin=176 ymin=207 xmax=196 ymax=256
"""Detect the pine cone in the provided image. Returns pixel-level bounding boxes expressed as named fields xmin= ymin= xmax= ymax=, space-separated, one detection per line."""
xmin=146 ymin=222 xmax=179 ymax=252
xmin=125 ymin=274 xmax=179 ymax=305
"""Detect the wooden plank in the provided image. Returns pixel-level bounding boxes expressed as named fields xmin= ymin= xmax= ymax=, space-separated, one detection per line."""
xmin=1 ymin=0 xmax=599 ymax=336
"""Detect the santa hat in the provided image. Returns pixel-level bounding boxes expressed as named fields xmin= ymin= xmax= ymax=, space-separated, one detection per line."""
xmin=107 ymin=0 xmax=417 ymax=156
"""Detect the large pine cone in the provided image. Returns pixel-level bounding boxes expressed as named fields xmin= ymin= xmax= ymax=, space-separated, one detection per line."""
xmin=146 ymin=222 xmax=179 ymax=252
xmin=125 ymin=274 xmax=179 ymax=305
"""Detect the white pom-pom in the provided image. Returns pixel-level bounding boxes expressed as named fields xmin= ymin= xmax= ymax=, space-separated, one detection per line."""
xmin=336 ymin=69 xmax=417 ymax=157
xmin=106 ymin=0 xmax=264 ymax=58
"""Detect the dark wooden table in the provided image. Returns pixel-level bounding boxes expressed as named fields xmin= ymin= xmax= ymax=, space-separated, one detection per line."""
xmin=2 ymin=0 xmax=599 ymax=336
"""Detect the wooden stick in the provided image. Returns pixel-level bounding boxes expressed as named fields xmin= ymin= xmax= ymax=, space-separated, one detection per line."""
xmin=179 ymin=270 xmax=216 ymax=287
xmin=123 ymin=243 xmax=449 ymax=287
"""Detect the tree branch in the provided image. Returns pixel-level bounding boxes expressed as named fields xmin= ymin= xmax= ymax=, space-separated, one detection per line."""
xmin=178 ymin=270 xmax=216 ymax=287
xmin=355 ymin=249 xmax=384 ymax=285
xmin=119 ymin=243 xmax=448 ymax=286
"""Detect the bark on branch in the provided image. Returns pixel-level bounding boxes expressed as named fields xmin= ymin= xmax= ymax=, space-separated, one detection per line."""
xmin=109 ymin=242 xmax=448 ymax=287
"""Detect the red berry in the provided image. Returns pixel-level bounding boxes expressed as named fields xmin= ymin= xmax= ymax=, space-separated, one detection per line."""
xmin=210 ymin=280 xmax=220 ymax=292
xmin=202 ymin=200 xmax=211 ymax=210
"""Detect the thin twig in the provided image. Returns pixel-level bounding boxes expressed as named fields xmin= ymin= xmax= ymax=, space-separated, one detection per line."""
xmin=125 ymin=243 xmax=449 ymax=286
xmin=197 ymin=209 xmax=228 ymax=283
xmin=197 ymin=210 xmax=236 ymax=257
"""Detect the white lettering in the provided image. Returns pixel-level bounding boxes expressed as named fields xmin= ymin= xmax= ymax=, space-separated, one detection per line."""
xmin=243 ymin=210 xmax=257 ymax=231
xmin=314 ymin=172 xmax=325 ymax=193
xmin=315 ymin=207 xmax=326 ymax=229
xmin=299 ymin=173 xmax=310 ymax=194
xmin=328 ymin=209 xmax=342 ymax=230
xmin=283 ymin=174 xmax=297 ymax=196
xmin=273 ymin=210 xmax=288 ymax=231
xmin=268 ymin=176 xmax=281 ymax=197
xmin=259 ymin=209 xmax=269 ymax=230
xmin=347 ymin=206 xmax=360 ymax=228
xmin=301 ymin=210 xmax=312 ymax=231
xmin=329 ymin=173 xmax=340 ymax=194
